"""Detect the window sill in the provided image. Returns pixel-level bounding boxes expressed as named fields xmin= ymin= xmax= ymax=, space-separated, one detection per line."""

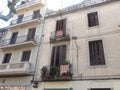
xmin=89 ymin=64 xmax=107 ymax=69
xmin=88 ymin=25 xmax=100 ymax=30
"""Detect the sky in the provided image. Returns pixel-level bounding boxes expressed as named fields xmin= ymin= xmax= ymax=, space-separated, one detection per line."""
xmin=0 ymin=0 xmax=83 ymax=28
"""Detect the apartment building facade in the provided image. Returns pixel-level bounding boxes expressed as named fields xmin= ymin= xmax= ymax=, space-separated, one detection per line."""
xmin=0 ymin=0 xmax=46 ymax=90
xmin=32 ymin=0 xmax=120 ymax=90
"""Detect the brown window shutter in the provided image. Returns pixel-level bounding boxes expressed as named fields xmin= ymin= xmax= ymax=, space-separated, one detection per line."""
xmin=89 ymin=40 xmax=105 ymax=66
xmin=59 ymin=45 xmax=66 ymax=65
xmin=51 ymin=45 xmax=67 ymax=67
xmin=88 ymin=12 xmax=99 ymax=27
xmin=63 ymin=19 xmax=66 ymax=35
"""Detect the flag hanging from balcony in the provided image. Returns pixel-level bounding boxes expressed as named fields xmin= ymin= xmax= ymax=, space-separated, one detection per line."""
xmin=60 ymin=65 xmax=69 ymax=76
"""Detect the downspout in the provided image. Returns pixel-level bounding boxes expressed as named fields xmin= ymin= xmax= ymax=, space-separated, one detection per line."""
xmin=31 ymin=17 xmax=45 ymax=85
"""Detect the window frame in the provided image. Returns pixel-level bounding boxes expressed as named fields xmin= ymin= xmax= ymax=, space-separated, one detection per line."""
xmin=88 ymin=40 xmax=106 ymax=66
xmin=21 ymin=50 xmax=31 ymax=62
xmin=2 ymin=53 xmax=12 ymax=64
xmin=87 ymin=12 xmax=99 ymax=27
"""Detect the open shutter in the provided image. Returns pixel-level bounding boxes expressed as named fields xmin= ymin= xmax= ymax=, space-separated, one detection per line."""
xmin=63 ymin=19 xmax=66 ymax=35
xmin=59 ymin=45 xmax=66 ymax=65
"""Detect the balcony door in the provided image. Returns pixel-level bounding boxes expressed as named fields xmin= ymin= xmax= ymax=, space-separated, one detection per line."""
xmin=17 ymin=14 xmax=24 ymax=23
xmin=32 ymin=10 xmax=40 ymax=19
xmin=51 ymin=45 xmax=66 ymax=67
xmin=27 ymin=28 xmax=36 ymax=40
xmin=55 ymin=19 xmax=66 ymax=37
xmin=2 ymin=53 xmax=11 ymax=63
xmin=10 ymin=32 xmax=18 ymax=44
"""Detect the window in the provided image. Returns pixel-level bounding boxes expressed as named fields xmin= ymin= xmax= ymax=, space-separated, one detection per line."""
xmin=21 ymin=50 xmax=31 ymax=61
xmin=27 ymin=28 xmax=36 ymax=40
xmin=17 ymin=14 xmax=24 ymax=23
xmin=45 ymin=89 xmax=68 ymax=90
xmin=55 ymin=19 xmax=66 ymax=36
xmin=51 ymin=45 xmax=66 ymax=67
xmin=2 ymin=53 xmax=11 ymax=63
xmin=89 ymin=40 xmax=105 ymax=66
xmin=87 ymin=12 xmax=99 ymax=27
xmin=32 ymin=10 xmax=40 ymax=19
xmin=10 ymin=32 xmax=18 ymax=44
xmin=90 ymin=88 xmax=110 ymax=90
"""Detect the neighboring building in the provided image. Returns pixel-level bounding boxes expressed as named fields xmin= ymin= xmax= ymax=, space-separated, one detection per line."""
xmin=0 ymin=0 xmax=46 ymax=90
xmin=33 ymin=0 xmax=120 ymax=90
xmin=0 ymin=0 xmax=120 ymax=90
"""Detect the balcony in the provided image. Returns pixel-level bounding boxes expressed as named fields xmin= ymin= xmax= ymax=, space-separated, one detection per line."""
xmin=50 ymin=31 xmax=70 ymax=43
xmin=0 ymin=35 xmax=39 ymax=50
xmin=0 ymin=62 xmax=32 ymax=76
xmin=41 ymin=64 xmax=72 ymax=81
xmin=10 ymin=14 xmax=41 ymax=29
xmin=16 ymin=0 xmax=45 ymax=12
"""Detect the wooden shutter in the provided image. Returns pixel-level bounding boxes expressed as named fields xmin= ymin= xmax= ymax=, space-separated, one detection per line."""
xmin=63 ymin=19 xmax=66 ymax=35
xmin=88 ymin=12 xmax=99 ymax=27
xmin=89 ymin=40 xmax=105 ymax=65
xmin=91 ymin=88 xmax=110 ymax=90
xmin=59 ymin=45 xmax=66 ymax=65
xmin=21 ymin=50 xmax=31 ymax=61
xmin=51 ymin=45 xmax=67 ymax=66
xmin=2 ymin=53 xmax=11 ymax=63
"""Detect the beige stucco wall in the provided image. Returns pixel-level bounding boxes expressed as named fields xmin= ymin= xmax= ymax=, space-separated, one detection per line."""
xmin=38 ymin=1 xmax=120 ymax=79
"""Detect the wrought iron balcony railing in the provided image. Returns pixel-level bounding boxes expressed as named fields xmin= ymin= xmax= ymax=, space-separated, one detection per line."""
xmin=0 ymin=61 xmax=31 ymax=76
xmin=50 ymin=31 xmax=70 ymax=43
xmin=1 ymin=35 xmax=39 ymax=47
xmin=41 ymin=64 xmax=72 ymax=81
xmin=10 ymin=14 xmax=41 ymax=26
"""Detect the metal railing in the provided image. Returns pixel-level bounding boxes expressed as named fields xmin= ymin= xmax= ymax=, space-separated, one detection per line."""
xmin=0 ymin=62 xmax=31 ymax=74
xmin=50 ymin=31 xmax=70 ymax=39
xmin=11 ymin=14 xmax=41 ymax=26
xmin=41 ymin=64 xmax=72 ymax=81
xmin=1 ymin=35 xmax=39 ymax=46
xmin=16 ymin=0 xmax=43 ymax=9
xmin=46 ymin=0 xmax=110 ymax=16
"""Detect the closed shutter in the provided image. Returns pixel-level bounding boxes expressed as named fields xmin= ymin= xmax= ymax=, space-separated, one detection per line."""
xmin=2 ymin=53 xmax=11 ymax=63
xmin=89 ymin=40 xmax=105 ymax=65
xmin=91 ymin=88 xmax=110 ymax=90
xmin=88 ymin=12 xmax=99 ymax=27
xmin=21 ymin=50 xmax=31 ymax=61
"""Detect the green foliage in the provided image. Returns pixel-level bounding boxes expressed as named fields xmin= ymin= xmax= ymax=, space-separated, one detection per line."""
xmin=7 ymin=1 xmax=16 ymax=13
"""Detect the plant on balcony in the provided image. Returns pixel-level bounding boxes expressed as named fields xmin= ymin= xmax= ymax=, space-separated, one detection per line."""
xmin=62 ymin=60 xmax=70 ymax=65
xmin=41 ymin=66 xmax=48 ymax=80
xmin=50 ymin=66 xmax=60 ymax=79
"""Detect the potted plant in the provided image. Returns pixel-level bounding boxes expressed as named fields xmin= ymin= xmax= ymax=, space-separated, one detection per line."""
xmin=41 ymin=66 xmax=48 ymax=80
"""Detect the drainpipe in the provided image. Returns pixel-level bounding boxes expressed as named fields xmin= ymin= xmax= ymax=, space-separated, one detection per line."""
xmin=72 ymin=36 xmax=79 ymax=75
xmin=31 ymin=17 xmax=45 ymax=88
